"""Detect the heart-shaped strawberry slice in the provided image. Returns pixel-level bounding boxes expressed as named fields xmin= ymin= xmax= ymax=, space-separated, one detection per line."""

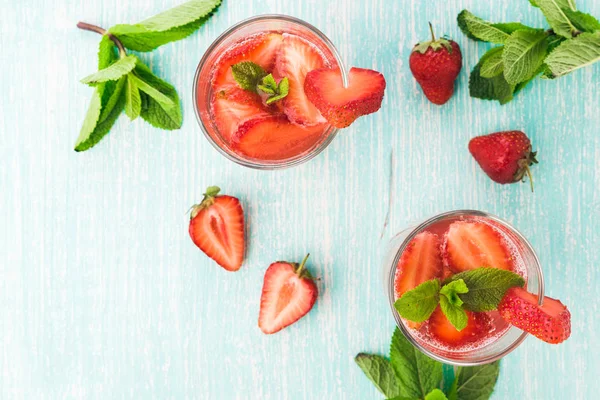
xmin=304 ymin=67 xmax=386 ymax=128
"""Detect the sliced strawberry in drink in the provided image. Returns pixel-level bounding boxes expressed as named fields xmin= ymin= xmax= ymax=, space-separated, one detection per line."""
xmin=259 ymin=255 xmax=318 ymax=334
xmin=427 ymin=307 xmax=492 ymax=346
xmin=498 ymin=287 xmax=571 ymax=344
xmin=188 ymin=187 xmax=245 ymax=272
xmin=304 ymin=67 xmax=386 ymax=128
xmin=212 ymin=33 xmax=283 ymax=88
xmin=275 ymin=33 xmax=329 ymax=126
xmin=231 ymin=115 xmax=326 ymax=160
xmin=211 ymin=85 xmax=273 ymax=140
xmin=394 ymin=232 xmax=443 ymax=298
xmin=442 ymin=221 xmax=511 ymax=272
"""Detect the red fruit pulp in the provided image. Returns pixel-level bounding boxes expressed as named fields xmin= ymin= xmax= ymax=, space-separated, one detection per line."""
xmin=204 ymin=31 xmax=338 ymax=162
xmin=394 ymin=215 xmax=527 ymax=352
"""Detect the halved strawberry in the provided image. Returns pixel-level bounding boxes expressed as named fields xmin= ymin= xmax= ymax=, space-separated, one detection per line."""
xmin=498 ymin=287 xmax=571 ymax=344
xmin=275 ymin=33 xmax=329 ymax=126
xmin=394 ymin=232 xmax=443 ymax=298
xmin=231 ymin=115 xmax=326 ymax=160
xmin=442 ymin=221 xmax=511 ymax=272
xmin=304 ymin=67 xmax=386 ymax=128
xmin=427 ymin=307 xmax=492 ymax=346
xmin=259 ymin=254 xmax=318 ymax=334
xmin=188 ymin=186 xmax=245 ymax=272
xmin=211 ymin=85 xmax=273 ymax=140
xmin=212 ymin=33 xmax=283 ymax=89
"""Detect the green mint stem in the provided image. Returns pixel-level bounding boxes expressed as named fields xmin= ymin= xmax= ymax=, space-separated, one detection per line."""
xmin=77 ymin=22 xmax=127 ymax=58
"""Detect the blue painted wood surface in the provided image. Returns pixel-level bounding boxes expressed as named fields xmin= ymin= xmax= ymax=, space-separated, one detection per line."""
xmin=1 ymin=0 xmax=599 ymax=398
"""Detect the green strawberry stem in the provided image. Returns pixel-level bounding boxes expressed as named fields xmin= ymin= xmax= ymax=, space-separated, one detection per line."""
xmin=524 ymin=164 xmax=534 ymax=192
xmin=296 ymin=253 xmax=310 ymax=276
xmin=190 ymin=186 xmax=221 ymax=219
xmin=429 ymin=22 xmax=436 ymax=42
xmin=77 ymin=21 xmax=127 ymax=58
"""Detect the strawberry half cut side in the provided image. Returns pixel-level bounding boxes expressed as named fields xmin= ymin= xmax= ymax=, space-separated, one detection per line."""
xmin=259 ymin=254 xmax=318 ymax=334
xmin=275 ymin=33 xmax=329 ymax=126
xmin=394 ymin=232 xmax=443 ymax=298
xmin=304 ymin=67 xmax=386 ymax=128
xmin=427 ymin=307 xmax=492 ymax=347
xmin=498 ymin=287 xmax=571 ymax=344
xmin=188 ymin=186 xmax=245 ymax=272
xmin=231 ymin=115 xmax=326 ymax=161
xmin=442 ymin=221 xmax=511 ymax=272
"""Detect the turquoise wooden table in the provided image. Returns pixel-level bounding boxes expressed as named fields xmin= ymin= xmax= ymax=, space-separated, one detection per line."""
xmin=1 ymin=0 xmax=599 ymax=398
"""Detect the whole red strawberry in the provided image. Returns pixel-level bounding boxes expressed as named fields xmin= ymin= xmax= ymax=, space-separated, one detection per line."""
xmin=409 ymin=23 xmax=462 ymax=105
xmin=498 ymin=287 xmax=571 ymax=344
xmin=469 ymin=130 xmax=538 ymax=191
xmin=188 ymin=186 xmax=245 ymax=271
xmin=259 ymin=254 xmax=318 ymax=334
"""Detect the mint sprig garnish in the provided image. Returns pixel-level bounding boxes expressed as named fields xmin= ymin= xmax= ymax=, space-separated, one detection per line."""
xmin=74 ymin=0 xmax=222 ymax=151
xmin=459 ymin=1 xmax=600 ymax=104
xmin=231 ymin=62 xmax=290 ymax=104
xmin=394 ymin=268 xmax=525 ymax=331
xmin=356 ymin=328 xmax=500 ymax=400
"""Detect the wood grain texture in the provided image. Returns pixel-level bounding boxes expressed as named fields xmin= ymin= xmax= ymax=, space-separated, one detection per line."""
xmin=1 ymin=0 xmax=599 ymax=398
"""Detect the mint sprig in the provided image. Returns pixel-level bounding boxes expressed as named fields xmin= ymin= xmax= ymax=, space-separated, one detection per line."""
xmin=395 ymin=268 xmax=525 ymax=331
xmin=459 ymin=1 xmax=600 ymax=104
xmin=356 ymin=328 xmax=501 ymax=400
xmin=75 ymin=0 xmax=222 ymax=151
xmin=231 ymin=62 xmax=290 ymax=104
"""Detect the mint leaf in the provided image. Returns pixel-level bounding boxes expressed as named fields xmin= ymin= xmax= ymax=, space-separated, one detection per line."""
xmin=390 ymin=328 xmax=443 ymax=398
xmin=75 ymin=77 xmax=126 ymax=151
xmin=394 ymin=280 xmax=440 ymax=323
xmin=97 ymin=35 xmax=118 ymax=105
xmin=124 ymin=75 xmax=141 ymax=120
xmin=257 ymin=74 xmax=278 ymax=94
xmin=563 ymin=10 xmax=600 ymax=33
xmin=231 ymin=61 xmax=268 ymax=92
xmin=446 ymin=361 xmax=500 ymax=400
xmin=80 ymin=55 xmax=137 ymax=85
xmin=444 ymin=268 xmax=525 ymax=312
xmin=480 ymin=47 xmax=505 ymax=78
xmin=503 ymin=30 xmax=549 ymax=85
xmin=545 ymin=32 xmax=600 ymax=77
xmin=457 ymin=10 xmax=533 ymax=44
xmin=109 ymin=0 xmax=222 ymax=52
xmin=535 ymin=0 xmax=580 ymax=38
xmin=133 ymin=58 xmax=182 ymax=130
xmin=440 ymin=279 xmax=468 ymax=308
xmin=355 ymin=353 xmax=400 ymax=398
xmin=439 ymin=296 xmax=468 ymax=331
xmin=425 ymin=389 xmax=449 ymax=400
xmin=264 ymin=76 xmax=289 ymax=105
xmin=469 ymin=47 xmax=515 ymax=104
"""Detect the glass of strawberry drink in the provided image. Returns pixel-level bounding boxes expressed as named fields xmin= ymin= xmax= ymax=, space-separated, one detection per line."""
xmin=384 ymin=210 xmax=570 ymax=366
xmin=193 ymin=15 xmax=386 ymax=169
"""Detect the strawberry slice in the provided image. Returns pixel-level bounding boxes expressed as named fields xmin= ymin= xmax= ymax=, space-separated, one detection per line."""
xmin=188 ymin=186 xmax=245 ymax=272
xmin=212 ymin=33 xmax=283 ymax=89
xmin=427 ymin=307 xmax=492 ymax=346
xmin=442 ymin=221 xmax=511 ymax=272
xmin=259 ymin=254 xmax=318 ymax=334
xmin=275 ymin=33 xmax=329 ymax=126
xmin=498 ymin=287 xmax=571 ymax=344
xmin=231 ymin=115 xmax=326 ymax=160
xmin=304 ymin=67 xmax=386 ymax=128
xmin=211 ymin=85 xmax=273 ymax=140
xmin=394 ymin=232 xmax=443 ymax=298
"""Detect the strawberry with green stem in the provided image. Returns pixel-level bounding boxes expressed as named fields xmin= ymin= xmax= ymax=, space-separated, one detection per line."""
xmin=409 ymin=22 xmax=462 ymax=105
xmin=469 ymin=130 xmax=538 ymax=191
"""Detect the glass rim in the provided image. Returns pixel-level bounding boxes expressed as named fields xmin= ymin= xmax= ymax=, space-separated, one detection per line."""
xmin=387 ymin=209 xmax=545 ymax=366
xmin=192 ymin=14 xmax=347 ymax=170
